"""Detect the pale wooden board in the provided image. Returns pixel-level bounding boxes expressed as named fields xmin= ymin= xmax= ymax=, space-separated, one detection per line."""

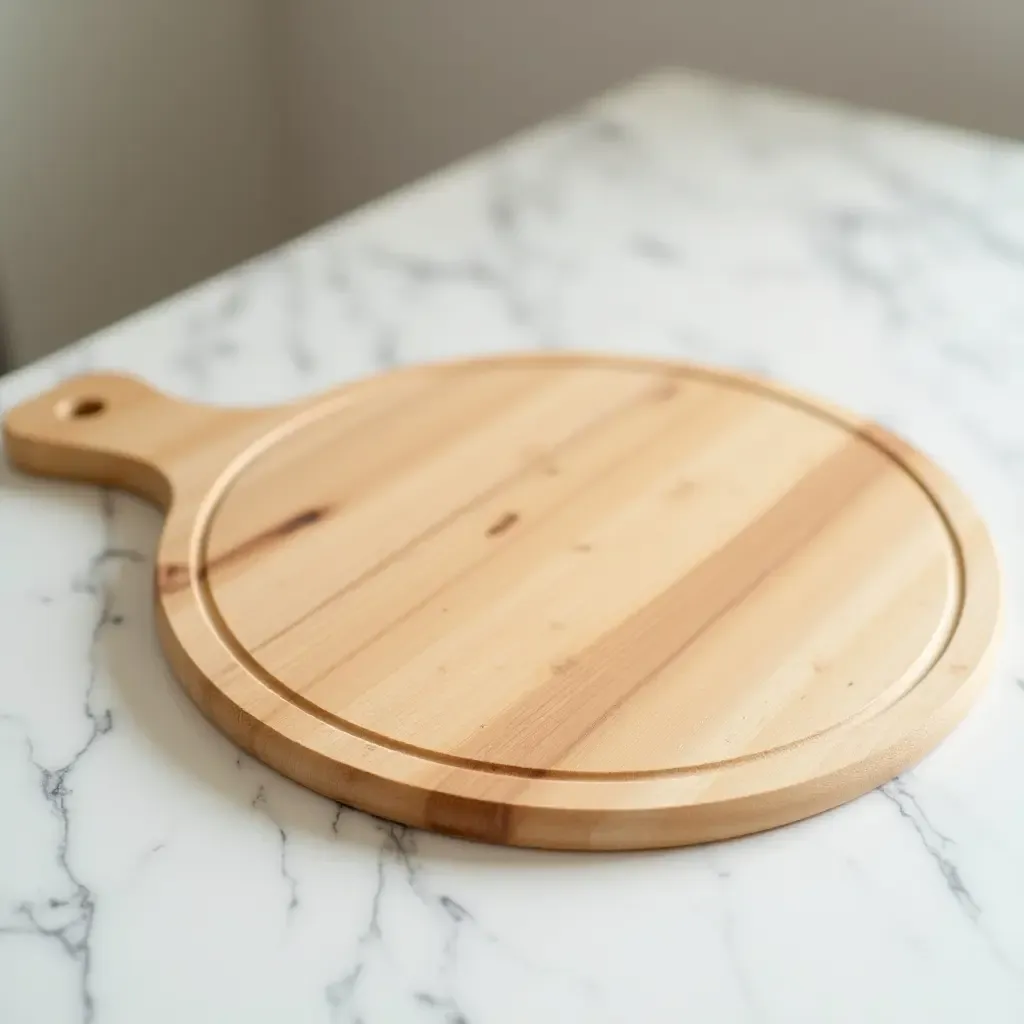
xmin=2 ymin=354 xmax=1003 ymax=849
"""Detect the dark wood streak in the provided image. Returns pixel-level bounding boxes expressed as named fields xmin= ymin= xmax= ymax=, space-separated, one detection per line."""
xmin=486 ymin=511 xmax=519 ymax=537
xmin=158 ymin=505 xmax=334 ymax=595
xmin=423 ymin=786 xmax=518 ymax=843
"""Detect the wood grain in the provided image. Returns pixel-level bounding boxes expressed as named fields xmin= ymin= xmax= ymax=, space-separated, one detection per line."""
xmin=1 ymin=355 xmax=1002 ymax=849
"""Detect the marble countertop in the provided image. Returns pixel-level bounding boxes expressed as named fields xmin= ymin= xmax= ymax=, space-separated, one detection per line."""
xmin=2 ymin=68 xmax=1024 ymax=1023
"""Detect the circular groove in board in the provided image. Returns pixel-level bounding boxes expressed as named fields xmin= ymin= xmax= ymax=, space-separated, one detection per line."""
xmin=192 ymin=366 xmax=962 ymax=777
xmin=1 ymin=354 xmax=1003 ymax=849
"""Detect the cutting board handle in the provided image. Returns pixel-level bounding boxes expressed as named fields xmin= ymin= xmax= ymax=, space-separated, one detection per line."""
xmin=2 ymin=373 xmax=242 ymax=508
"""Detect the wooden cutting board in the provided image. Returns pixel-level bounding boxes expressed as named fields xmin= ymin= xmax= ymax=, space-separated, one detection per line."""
xmin=2 ymin=354 xmax=1001 ymax=850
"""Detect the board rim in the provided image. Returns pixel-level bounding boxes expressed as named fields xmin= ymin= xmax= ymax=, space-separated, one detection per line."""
xmin=155 ymin=352 xmax=1003 ymax=849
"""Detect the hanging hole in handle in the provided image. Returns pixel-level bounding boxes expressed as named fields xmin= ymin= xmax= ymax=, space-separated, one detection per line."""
xmin=56 ymin=396 xmax=107 ymax=420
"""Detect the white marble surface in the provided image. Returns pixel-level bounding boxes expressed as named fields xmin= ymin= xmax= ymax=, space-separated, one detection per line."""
xmin=2 ymin=68 xmax=1024 ymax=1023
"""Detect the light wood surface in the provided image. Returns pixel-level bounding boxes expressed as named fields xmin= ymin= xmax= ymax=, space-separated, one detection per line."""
xmin=2 ymin=354 xmax=1002 ymax=849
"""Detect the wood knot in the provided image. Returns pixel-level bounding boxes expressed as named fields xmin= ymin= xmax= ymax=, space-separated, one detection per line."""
xmin=157 ymin=562 xmax=190 ymax=594
xmin=486 ymin=512 xmax=519 ymax=537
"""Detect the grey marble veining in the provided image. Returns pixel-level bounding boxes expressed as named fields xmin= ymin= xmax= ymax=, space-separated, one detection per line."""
xmin=1 ymin=69 xmax=1024 ymax=1023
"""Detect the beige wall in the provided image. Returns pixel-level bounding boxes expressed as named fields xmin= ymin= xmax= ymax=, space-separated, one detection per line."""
xmin=0 ymin=0 xmax=288 ymax=366
xmin=3 ymin=1 xmax=1024 ymax=365
xmin=280 ymin=0 xmax=1024 ymax=232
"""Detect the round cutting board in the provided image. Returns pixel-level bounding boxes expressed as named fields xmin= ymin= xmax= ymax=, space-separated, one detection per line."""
xmin=2 ymin=354 xmax=1001 ymax=850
